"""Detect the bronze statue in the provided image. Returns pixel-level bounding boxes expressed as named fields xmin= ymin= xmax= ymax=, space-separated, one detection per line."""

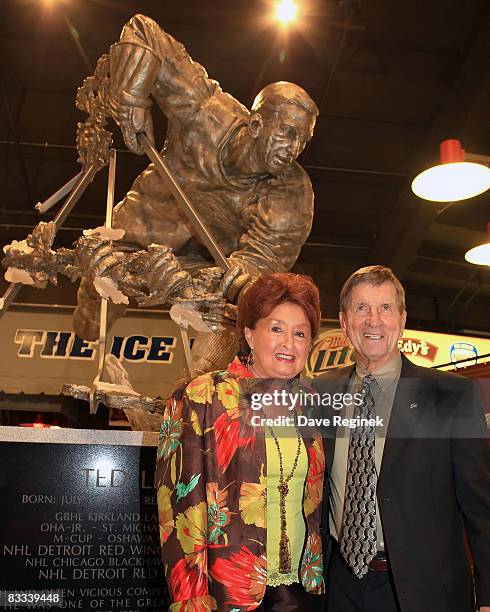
xmin=2 ymin=14 xmax=319 ymax=416
xmin=74 ymin=14 xmax=318 ymax=346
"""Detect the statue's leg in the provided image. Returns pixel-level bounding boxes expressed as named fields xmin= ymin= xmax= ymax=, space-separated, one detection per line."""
xmin=168 ymin=329 xmax=239 ymax=395
xmin=190 ymin=329 xmax=239 ymax=377
xmin=73 ymin=276 xmax=128 ymax=341
xmin=112 ymin=163 xmax=194 ymax=248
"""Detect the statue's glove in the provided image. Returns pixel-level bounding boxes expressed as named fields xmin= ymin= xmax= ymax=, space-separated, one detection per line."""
xmin=220 ymin=261 xmax=256 ymax=303
xmin=109 ymin=42 xmax=159 ymax=154
xmin=74 ymin=234 xmax=124 ymax=281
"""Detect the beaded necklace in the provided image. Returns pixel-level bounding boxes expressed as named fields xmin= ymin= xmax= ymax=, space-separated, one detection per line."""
xmin=260 ymin=405 xmax=302 ymax=574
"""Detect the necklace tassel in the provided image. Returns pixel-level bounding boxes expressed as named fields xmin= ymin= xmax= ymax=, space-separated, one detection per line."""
xmin=279 ymin=530 xmax=292 ymax=574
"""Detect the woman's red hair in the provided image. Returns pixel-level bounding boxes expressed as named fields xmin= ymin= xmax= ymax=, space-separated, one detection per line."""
xmin=237 ymin=272 xmax=321 ymax=353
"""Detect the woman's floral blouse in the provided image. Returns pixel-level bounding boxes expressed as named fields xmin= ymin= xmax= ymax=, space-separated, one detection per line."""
xmin=155 ymin=358 xmax=325 ymax=611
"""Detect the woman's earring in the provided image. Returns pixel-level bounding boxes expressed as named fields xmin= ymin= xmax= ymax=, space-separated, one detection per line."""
xmin=245 ymin=348 xmax=255 ymax=367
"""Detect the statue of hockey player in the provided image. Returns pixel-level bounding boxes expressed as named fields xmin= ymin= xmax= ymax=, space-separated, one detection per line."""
xmin=74 ymin=14 xmax=318 ymax=371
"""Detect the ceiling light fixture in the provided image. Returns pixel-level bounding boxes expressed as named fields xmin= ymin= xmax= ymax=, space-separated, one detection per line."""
xmin=465 ymin=223 xmax=490 ymax=266
xmin=275 ymin=0 xmax=299 ymax=25
xmin=411 ymin=139 xmax=490 ymax=202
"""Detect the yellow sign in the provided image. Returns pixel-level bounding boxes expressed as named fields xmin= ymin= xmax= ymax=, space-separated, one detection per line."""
xmin=0 ymin=308 xmax=187 ymax=397
xmin=307 ymin=327 xmax=490 ymax=377
xmin=306 ymin=328 xmax=354 ymax=376
xmin=397 ymin=329 xmax=490 ymax=370
xmin=2 ymin=307 xmax=490 ymax=393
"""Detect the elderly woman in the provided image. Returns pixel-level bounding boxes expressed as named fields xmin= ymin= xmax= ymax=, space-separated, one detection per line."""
xmin=155 ymin=272 xmax=325 ymax=611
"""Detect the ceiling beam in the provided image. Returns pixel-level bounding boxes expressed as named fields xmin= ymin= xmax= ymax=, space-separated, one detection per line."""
xmin=370 ymin=9 xmax=490 ymax=276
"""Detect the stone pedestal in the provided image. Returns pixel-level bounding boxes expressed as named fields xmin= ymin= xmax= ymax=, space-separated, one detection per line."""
xmin=0 ymin=426 xmax=169 ymax=611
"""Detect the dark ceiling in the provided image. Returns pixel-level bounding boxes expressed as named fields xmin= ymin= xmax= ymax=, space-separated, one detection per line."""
xmin=1 ymin=0 xmax=490 ymax=334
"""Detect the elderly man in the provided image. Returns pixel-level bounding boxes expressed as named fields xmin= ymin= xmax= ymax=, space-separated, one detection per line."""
xmin=314 ymin=266 xmax=490 ymax=612
xmin=74 ymin=14 xmax=318 ymax=341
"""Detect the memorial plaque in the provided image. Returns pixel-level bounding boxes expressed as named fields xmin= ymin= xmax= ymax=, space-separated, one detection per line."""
xmin=0 ymin=428 xmax=170 ymax=611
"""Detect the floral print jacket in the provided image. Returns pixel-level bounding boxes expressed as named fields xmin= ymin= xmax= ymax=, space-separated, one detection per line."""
xmin=155 ymin=358 xmax=325 ymax=611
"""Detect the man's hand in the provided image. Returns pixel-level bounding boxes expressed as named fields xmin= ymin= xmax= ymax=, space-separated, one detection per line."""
xmin=478 ymin=607 xmax=490 ymax=611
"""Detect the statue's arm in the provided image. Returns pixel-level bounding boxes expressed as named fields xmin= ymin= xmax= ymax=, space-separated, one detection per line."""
xmin=109 ymin=13 xmax=219 ymax=153
xmin=229 ymin=167 xmax=314 ymax=277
